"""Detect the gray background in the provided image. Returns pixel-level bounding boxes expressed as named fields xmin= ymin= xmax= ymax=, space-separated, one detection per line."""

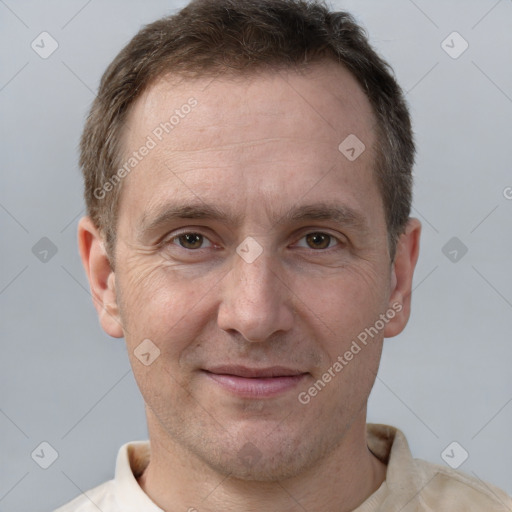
xmin=1 ymin=0 xmax=511 ymax=510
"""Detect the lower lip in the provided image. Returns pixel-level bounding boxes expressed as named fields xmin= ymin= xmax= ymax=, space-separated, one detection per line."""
xmin=203 ymin=371 xmax=308 ymax=398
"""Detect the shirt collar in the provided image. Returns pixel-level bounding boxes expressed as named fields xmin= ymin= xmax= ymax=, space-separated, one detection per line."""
xmin=114 ymin=440 xmax=163 ymax=511
xmin=363 ymin=423 xmax=426 ymax=510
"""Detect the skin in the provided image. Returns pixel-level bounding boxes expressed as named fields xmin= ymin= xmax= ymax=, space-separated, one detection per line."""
xmin=79 ymin=59 xmax=421 ymax=512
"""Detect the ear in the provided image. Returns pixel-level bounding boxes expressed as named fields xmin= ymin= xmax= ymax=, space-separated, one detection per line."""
xmin=77 ymin=216 xmax=124 ymax=338
xmin=383 ymin=217 xmax=421 ymax=338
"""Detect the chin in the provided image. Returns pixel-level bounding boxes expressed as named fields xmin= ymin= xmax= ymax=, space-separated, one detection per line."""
xmin=211 ymin=451 xmax=310 ymax=482
xmin=193 ymin=429 xmax=329 ymax=482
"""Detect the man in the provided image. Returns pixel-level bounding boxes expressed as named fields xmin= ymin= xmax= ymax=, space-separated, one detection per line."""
xmin=56 ymin=0 xmax=512 ymax=510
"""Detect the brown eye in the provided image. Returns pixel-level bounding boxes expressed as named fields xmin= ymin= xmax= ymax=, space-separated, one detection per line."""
xmin=176 ymin=233 xmax=205 ymax=249
xmin=305 ymin=232 xmax=334 ymax=250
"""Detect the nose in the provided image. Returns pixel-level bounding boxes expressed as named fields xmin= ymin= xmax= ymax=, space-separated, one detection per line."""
xmin=217 ymin=248 xmax=294 ymax=343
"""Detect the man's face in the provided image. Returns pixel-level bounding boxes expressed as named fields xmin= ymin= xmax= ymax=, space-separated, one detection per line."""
xmin=105 ymin=61 xmax=406 ymax=479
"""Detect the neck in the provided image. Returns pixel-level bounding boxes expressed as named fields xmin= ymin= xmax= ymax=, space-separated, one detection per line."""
xmin=137 ymin=413 xmax=387 ymax=512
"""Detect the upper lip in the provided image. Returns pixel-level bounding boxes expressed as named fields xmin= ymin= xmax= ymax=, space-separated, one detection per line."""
xmin=203 ymin=365 xmax=307 ymax=378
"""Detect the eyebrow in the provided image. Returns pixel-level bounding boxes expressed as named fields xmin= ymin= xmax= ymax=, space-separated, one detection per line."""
xmin=137 ymin=201 xmax=369 ymax=238
xmin=137 ymin=204 xmax=234 ymax=237
xmin=278 ymin=203 xmax=368 ymax=232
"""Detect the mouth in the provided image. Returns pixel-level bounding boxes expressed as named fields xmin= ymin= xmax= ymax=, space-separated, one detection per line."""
xmin=201 ymin=365 xmax=309 ymax=398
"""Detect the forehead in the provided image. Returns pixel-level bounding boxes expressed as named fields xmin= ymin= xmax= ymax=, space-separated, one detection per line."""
xmin=117 ymin=60 xmax=383 ymax=233
xmin=126 ymin=60 xmax=375 ymax=149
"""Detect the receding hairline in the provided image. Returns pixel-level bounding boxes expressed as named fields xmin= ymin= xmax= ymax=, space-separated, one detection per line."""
xmin=116 ymin=56 xmax=379 ymax=187
xmin=119 ymin=56 xmax=366 ymax=138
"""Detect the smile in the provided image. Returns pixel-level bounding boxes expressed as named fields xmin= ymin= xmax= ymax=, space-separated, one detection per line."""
xmin=202 ymin=365 xmax=309 ymax=398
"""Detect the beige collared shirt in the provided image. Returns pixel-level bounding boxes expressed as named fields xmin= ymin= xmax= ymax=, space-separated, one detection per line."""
xmin=54 ymin=423 xmax=512 ymax=511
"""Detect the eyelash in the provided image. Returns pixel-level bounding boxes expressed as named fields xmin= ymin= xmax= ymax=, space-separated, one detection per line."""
xmin=165 ymin=230 xmax=343 ymax=252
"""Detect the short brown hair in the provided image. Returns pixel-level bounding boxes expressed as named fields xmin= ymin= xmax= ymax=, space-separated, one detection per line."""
xmin=80 ymin=0 xmax=414 ymax=265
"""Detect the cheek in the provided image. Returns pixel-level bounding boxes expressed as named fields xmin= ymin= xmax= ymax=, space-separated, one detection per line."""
xmin=297 ymin=261 xmax=389 ymax=346
xmin=117 ymin=263 xmax=216 ymax=410
xmin=116 ymin=258 xmax=217 ymax=358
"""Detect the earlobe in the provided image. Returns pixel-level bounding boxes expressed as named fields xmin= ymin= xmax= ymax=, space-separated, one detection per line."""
xmin=383 ymin=217 xmax=421 ymax=338
xmin=77 ymin=216 xmax=124 ymax=338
